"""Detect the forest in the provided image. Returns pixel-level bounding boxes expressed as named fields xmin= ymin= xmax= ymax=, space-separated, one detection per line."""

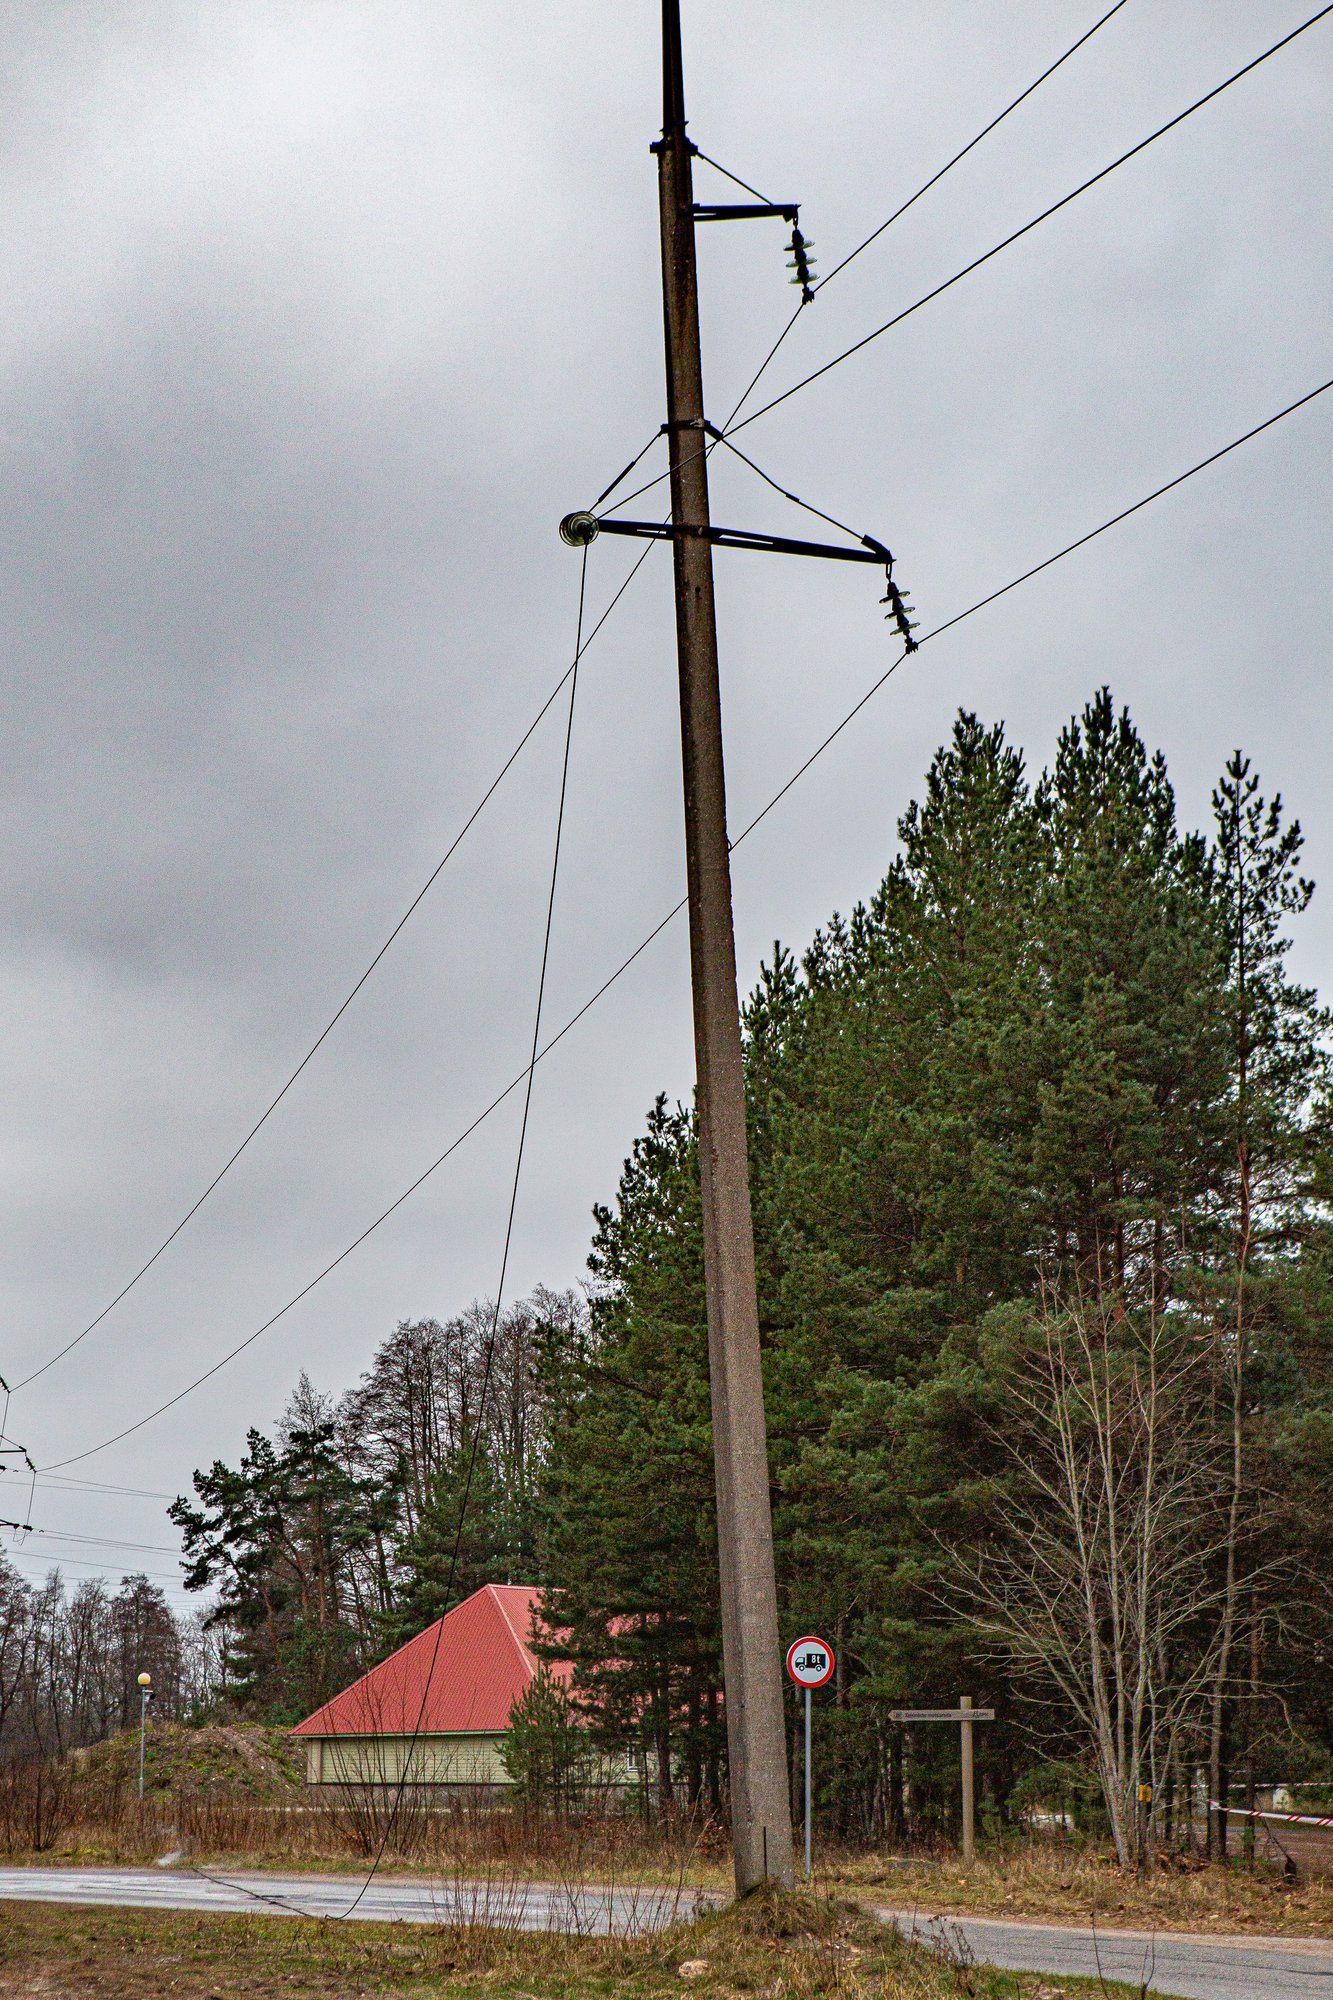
xmin=138 ymin=691 xmax=1333 ymax=1858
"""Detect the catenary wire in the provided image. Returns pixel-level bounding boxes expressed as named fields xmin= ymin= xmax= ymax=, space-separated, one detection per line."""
xmin=604 ymin=1 xmax=1333 ymax=522
xmin=9 ymin=532 xmax=657 ymax=1397
xmin=37 ymin=374 xmax=1331 ymax=1476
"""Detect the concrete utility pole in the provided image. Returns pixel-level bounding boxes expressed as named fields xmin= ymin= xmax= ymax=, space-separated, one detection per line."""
xmin=654 ymin=0 xmax=795 ymax=1896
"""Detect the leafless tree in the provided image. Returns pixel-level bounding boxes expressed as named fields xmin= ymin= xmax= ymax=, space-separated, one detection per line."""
xmin=951 ymin=1283 xmax=1247 ymax=1867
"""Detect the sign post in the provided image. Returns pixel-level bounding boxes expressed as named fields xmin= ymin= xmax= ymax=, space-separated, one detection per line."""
xmin=889 ymin=1698 xmax=995 ymax=1864
xmin=786 ymin=1636 xmax=835 ymax=1878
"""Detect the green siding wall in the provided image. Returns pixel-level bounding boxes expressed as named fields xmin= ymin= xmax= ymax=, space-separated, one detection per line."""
xmin=309 ymin=1733 xmax=510 ymax=1786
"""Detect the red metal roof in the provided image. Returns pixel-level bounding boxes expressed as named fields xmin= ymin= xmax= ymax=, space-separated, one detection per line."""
xmin=291 ymin=1584 xmax=570 ymax=1738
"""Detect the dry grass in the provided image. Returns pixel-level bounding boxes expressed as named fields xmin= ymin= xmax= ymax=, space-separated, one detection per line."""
xmin=827 ymin=1837 xmax=1333 ymax=1936
xmin=1 ymin=1770 xmax=723 ymax=1886
xmin=0 ymin=1888 xmax=1174 ymax=1999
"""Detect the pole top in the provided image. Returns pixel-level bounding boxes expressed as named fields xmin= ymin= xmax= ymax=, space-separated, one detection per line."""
xmin=137 ymin=1672 xmax=152 ymax=1687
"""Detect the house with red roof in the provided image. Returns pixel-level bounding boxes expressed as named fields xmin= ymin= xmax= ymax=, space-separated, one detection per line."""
xmin=292 ymin=1582 xmax=571 ymax=1788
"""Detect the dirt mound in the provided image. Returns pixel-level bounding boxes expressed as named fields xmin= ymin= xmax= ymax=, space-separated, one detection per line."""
xmin=71 ymin=1722 xmax=304 ymax=1798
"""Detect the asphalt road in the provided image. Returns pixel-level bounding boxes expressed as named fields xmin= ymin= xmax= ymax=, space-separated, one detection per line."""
xmin=879 ymin=1905 xmax=1333 ymax=2000
xmin=0 ymin=1865 xmax=708 ymax=1934
xmin=2 ymin=1867 xmax=1332 ymax=1995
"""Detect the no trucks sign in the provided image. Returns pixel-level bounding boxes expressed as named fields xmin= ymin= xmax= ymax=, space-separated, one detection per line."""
xmin=786 ymin=1635 xmax=834 ymax=1878
xmin=786 ymin=1636 xmax=835 ymax=1689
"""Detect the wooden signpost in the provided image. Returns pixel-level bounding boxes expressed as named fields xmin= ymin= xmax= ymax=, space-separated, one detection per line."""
xmin=889 ymin=1696 xmax=995 ymax=1863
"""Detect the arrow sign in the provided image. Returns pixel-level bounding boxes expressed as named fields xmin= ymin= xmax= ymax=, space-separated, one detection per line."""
xmin=889 ymin=1707 xmax=995 ymax=1723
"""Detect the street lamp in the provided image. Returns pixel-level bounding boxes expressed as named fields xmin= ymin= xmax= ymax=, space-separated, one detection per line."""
xmin=136 ymin=1672 xmax=153 ymax=1800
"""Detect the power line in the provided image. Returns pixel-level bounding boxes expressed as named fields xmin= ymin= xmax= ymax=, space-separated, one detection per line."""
xmin=708 ymin=1 xmax=1133 ymax=439
xmin=5 ymin=1524 xmax=181 ymax=1556
xmin=730 ymin=377 xmax=1333 ymax=847
xmin=175 ymin=549 xmax=593 ymax=1926
xmin=37 ymin=373 xmax=1330 ymax=1475
xmin=342 ymin=544 xmax=591 ymax=1921
xmin=730 ymin=4 xmax=1333 ymax=438
xmin=9 ymin=535 xmax=657 ymax=1397
xmin=0 ymin=1470 xmax=175 ymax=1501
xmin=812 ymin=0 xmax=1133 ymax=294
xmin=606 ymin=0 xmax=1333 ymax=524
xmin=2 ymin=1550 xmax=185 ymax=1586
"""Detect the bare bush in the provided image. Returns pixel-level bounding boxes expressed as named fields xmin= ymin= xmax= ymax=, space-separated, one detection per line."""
xmin=0 ymin=1756 xmax=76 ymax=1855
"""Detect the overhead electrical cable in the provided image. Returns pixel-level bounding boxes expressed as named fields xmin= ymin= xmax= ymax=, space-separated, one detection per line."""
xmin=699 ymin=0 xmax=1133 ymax=441
xmin=0 ymin=1471 xmax=174 ymax=1501
xmin=184 ymin=547 xmax=595 ymax=1930
xmin=38 ymin=374 xmax=1331 ymax=1474
xmin=9 ymin=533 xmax=658 ymax=1396
xmin=604 ymin=1 xmax=1333 ymax=523
xmin=812 ymin=0 xmax=1133 ymax=295
xmin=728 ymin=3 xmax=1333 ymax=438
xmin=4 ymin=1525 xmax=182 ymax=1556
xmin=3 ymin=1551 xmax=186 ymax=1586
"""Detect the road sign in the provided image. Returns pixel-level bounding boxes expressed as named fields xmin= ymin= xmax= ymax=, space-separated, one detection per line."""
xmin=889 ymin=1698 xmax=994 ymax=1864
xmin=786 ymin=1637 xmax=835 ymax=1689
xmin=889 ymin=1707 xmax=994 ymax=1722
xmin=786 ymin=1636 xmax=834 ymax=1878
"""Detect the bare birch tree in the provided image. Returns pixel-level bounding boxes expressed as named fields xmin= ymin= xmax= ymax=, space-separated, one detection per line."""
xmin=952 ymin=1284 xmax=1237 ymax=1867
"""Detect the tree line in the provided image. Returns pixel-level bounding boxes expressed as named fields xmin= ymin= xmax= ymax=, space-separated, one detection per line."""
xmin=168 ymin=692 xmax=1333 ymax=1857
xmin=0 ymin=1559 xmax=218 ymax=1759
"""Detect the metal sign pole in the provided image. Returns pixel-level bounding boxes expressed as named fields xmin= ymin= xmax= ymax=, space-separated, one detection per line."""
xmin=804 ymin=1684 xmax=812 ymax=1878
xmin=786 ymin=1634 xmax=835 ymax=1880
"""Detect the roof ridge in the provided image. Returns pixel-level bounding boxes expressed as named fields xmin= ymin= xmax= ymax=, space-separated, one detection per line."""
xmin=489 ymin=1581 xmax=540 ymax=1676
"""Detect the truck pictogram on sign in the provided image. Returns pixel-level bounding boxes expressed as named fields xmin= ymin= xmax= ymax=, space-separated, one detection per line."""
xmin=786 ymin=1635 xmax=836 ymax=1689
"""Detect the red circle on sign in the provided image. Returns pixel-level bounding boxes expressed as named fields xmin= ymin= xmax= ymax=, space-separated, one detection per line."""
xmin=786 ymin=1635 xmax=835 ymax=1689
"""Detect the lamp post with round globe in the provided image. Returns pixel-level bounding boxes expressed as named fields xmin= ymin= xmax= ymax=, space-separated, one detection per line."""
xmin=136 ymin=1673 xmax=153 ymax=1799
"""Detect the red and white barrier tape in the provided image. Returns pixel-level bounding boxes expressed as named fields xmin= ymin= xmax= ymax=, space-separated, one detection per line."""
xmin=1210 ymin=1800 xmax=1333 ymax=1830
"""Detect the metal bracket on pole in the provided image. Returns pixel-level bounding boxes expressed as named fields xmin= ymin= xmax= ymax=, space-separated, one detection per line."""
xmin=692 ymin=202 xmax=800 ymax=224
xmin=560 ymin=512 xmax=890 ymax=566
xmin=559 ymin=510 xmax=917 ymax=647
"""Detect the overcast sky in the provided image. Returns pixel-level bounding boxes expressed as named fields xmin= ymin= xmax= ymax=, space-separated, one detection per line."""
xmin=1 ymin=1 xmax=1329 ymax=1607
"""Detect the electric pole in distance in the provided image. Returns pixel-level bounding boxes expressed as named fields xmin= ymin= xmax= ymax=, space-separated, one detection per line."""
xmin=654 ymin=0 xmax=795 ymax=1895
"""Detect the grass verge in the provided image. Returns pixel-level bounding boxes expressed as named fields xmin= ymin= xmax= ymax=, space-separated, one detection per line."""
xmin=0 ymin=1889 xmax=1181 ymax=1999
xmin=829 ymin=1840 xmax=1333 ymax=1935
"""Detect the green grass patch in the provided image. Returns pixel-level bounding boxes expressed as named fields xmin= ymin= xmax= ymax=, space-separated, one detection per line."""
xmin=0 ymin=1889 xmax=1187 ymax=1999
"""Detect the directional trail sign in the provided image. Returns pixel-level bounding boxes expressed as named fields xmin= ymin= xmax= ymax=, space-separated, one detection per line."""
xmin=889 ymin=1697 xmax=994 ymax=1864
xmin=889 ymin=1707 xmax=994 ymax=1723
xmin=786 ymin=1637 xmax=835 ymax=1689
